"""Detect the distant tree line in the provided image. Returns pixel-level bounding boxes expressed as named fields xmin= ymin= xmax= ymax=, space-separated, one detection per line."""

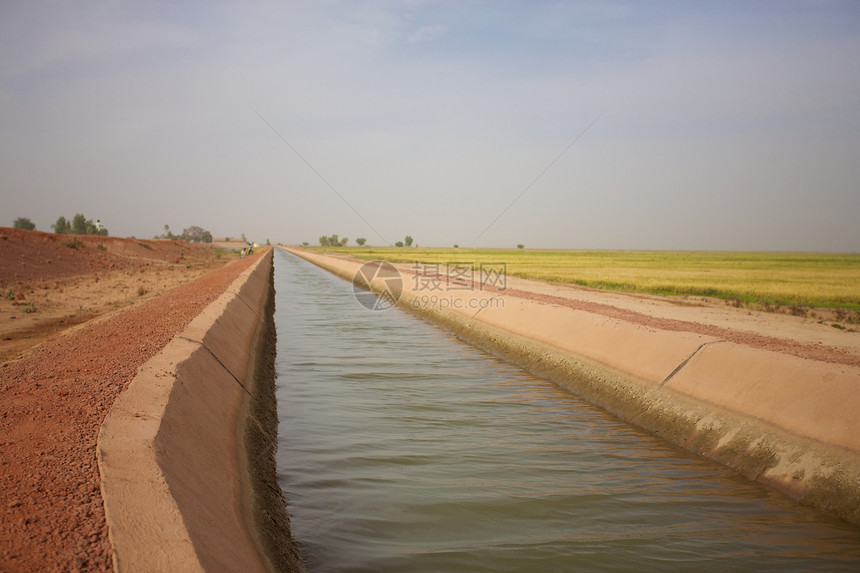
xmin=51 ymin=214 xmax=108 ymax=236
xmin=12 ymin=216 xmax=219 ymax=244
xmin=158 ymin=224 xmax=212 ymax=243
xmin=319 ymin=234 xmax=348 ymax=247
xmin=10 ymin=214 xmax=108 ymax=235
xmin=315 ymin=235 xmax=413 ymax=247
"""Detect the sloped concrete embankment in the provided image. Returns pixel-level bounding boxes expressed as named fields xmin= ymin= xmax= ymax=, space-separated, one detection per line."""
xmin=97 ymin=250 xmax=304 ymax=572
xmin=285 ymin=247 xmax=860 ymax=526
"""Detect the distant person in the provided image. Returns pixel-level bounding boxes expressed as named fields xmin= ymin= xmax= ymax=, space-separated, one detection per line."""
xmin=247 ymin=245 xmax=253 ymax=255
xmin=95 ymin=219 xmax=101 ymax=232
xmin=241 ymin=248 xmax=246 ymax=258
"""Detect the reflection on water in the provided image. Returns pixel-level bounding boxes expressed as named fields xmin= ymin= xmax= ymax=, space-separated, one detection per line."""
xmin=273 ymin=249 xmax=860 ymax=572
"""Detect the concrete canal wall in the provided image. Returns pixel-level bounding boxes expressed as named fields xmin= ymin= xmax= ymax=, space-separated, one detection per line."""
xmin=97 ymin=250 xmax=304 ymax=572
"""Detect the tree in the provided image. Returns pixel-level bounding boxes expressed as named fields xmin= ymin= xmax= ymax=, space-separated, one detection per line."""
xmin=52 ymin=214 xmax=106 ymax=235
xmin=317 ymin=234 xmax=351 ymax=246
xmin=453 ymin=244 xmax=459 ymax=248
xmin=302 ymin=242 xmax=309 ymax=246
xmin=266 ymin=238 xmax=271 ymax=246
xmin=13 ymin=217 xmax=36 ymax=231
xmin=517 ymin=244 xmax=524 ymax=249
xmin=355 ymin=238 xmax=366 ymax=246
xmin=72 ymin=213 xmax=88 ymax=235
xmin=404 ymin=235 xmax=413 ymax=247
xmin=395 ymin=241 xmax=404 ymax=247
xmin=52 ymin=216 xmax=70 ymax=234
xmin=180 ymin=225 xmax=213 ymax=243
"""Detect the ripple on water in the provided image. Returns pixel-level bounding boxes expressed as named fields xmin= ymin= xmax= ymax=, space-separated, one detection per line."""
xmin=273 ymin=249 xmax=860 ymax=572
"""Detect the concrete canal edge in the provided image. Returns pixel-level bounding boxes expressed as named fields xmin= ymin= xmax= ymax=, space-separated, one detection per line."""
xmin=285 ymin=247 xmax=860 ymax=527
xmin=97 ymin=250 xmax=305 ymax=572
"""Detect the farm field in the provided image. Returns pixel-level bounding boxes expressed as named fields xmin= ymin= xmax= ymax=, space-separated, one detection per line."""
xmin=312 ymin=247 xmax=860 ymax=312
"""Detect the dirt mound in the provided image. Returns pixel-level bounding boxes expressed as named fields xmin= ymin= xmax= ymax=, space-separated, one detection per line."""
xmin=0 ymin=228 xmax=233 ymax=363
xmin=0 ymin=227 xmax=221 ymax=284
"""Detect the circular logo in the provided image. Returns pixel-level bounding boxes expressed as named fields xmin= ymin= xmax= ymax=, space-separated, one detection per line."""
xmin=352 ymin=261 xmax=403 ymax=311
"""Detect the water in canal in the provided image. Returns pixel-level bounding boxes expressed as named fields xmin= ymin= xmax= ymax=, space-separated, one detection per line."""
xmin=273 ymin=249 xmax=860 ymax=571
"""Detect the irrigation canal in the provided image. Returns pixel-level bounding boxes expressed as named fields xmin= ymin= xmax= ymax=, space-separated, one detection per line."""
xmin=273 ymin=248 xmax=860 ymax=572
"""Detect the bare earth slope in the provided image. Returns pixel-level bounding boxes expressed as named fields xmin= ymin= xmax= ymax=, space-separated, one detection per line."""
xmin=0 ymin=228 xmax=259 ymax=572
xmin=0 ymin=227 xmax=234 ymax=362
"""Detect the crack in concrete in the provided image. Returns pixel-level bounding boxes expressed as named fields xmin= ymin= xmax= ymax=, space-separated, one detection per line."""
xmin=177 ymin=335 xmax=260 ymax=403
xmin=659 ymin=340 xmax=724 ymax=389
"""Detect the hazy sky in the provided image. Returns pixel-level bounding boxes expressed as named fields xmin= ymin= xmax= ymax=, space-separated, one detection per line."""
xmin=2 ymin=1 xmax=859 ymax=250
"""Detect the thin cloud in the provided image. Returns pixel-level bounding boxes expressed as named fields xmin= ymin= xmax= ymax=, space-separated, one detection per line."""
xmin=1 ymin=1 xmax=858 ymax=251
xmin=408 ymin=23 xmax=447 ymax=43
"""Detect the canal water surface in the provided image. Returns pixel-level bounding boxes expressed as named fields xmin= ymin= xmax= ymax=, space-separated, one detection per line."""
xmin=273 ymin=249 xmax=860 ymax=572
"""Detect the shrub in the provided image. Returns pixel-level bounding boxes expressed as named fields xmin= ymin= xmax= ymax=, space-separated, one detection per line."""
xmin=13 ymin=217 xmax=36 ymax=230
xmin=789 ymin=305 xmax=808 ymax=317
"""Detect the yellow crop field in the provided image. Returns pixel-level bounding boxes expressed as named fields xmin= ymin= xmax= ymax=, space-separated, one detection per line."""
xmin=313 ymin=247 xmax=860 ymax=311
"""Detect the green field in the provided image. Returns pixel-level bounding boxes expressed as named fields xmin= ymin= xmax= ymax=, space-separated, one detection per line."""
xmin=311 ymin=247 xmax=860 ymax=312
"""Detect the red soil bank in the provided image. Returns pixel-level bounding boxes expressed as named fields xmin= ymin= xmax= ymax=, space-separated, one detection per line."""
xmin=0 ymin=227 xmax=218 ymax=283
xmin=0 ymin=252 xmax=261 ymax=572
